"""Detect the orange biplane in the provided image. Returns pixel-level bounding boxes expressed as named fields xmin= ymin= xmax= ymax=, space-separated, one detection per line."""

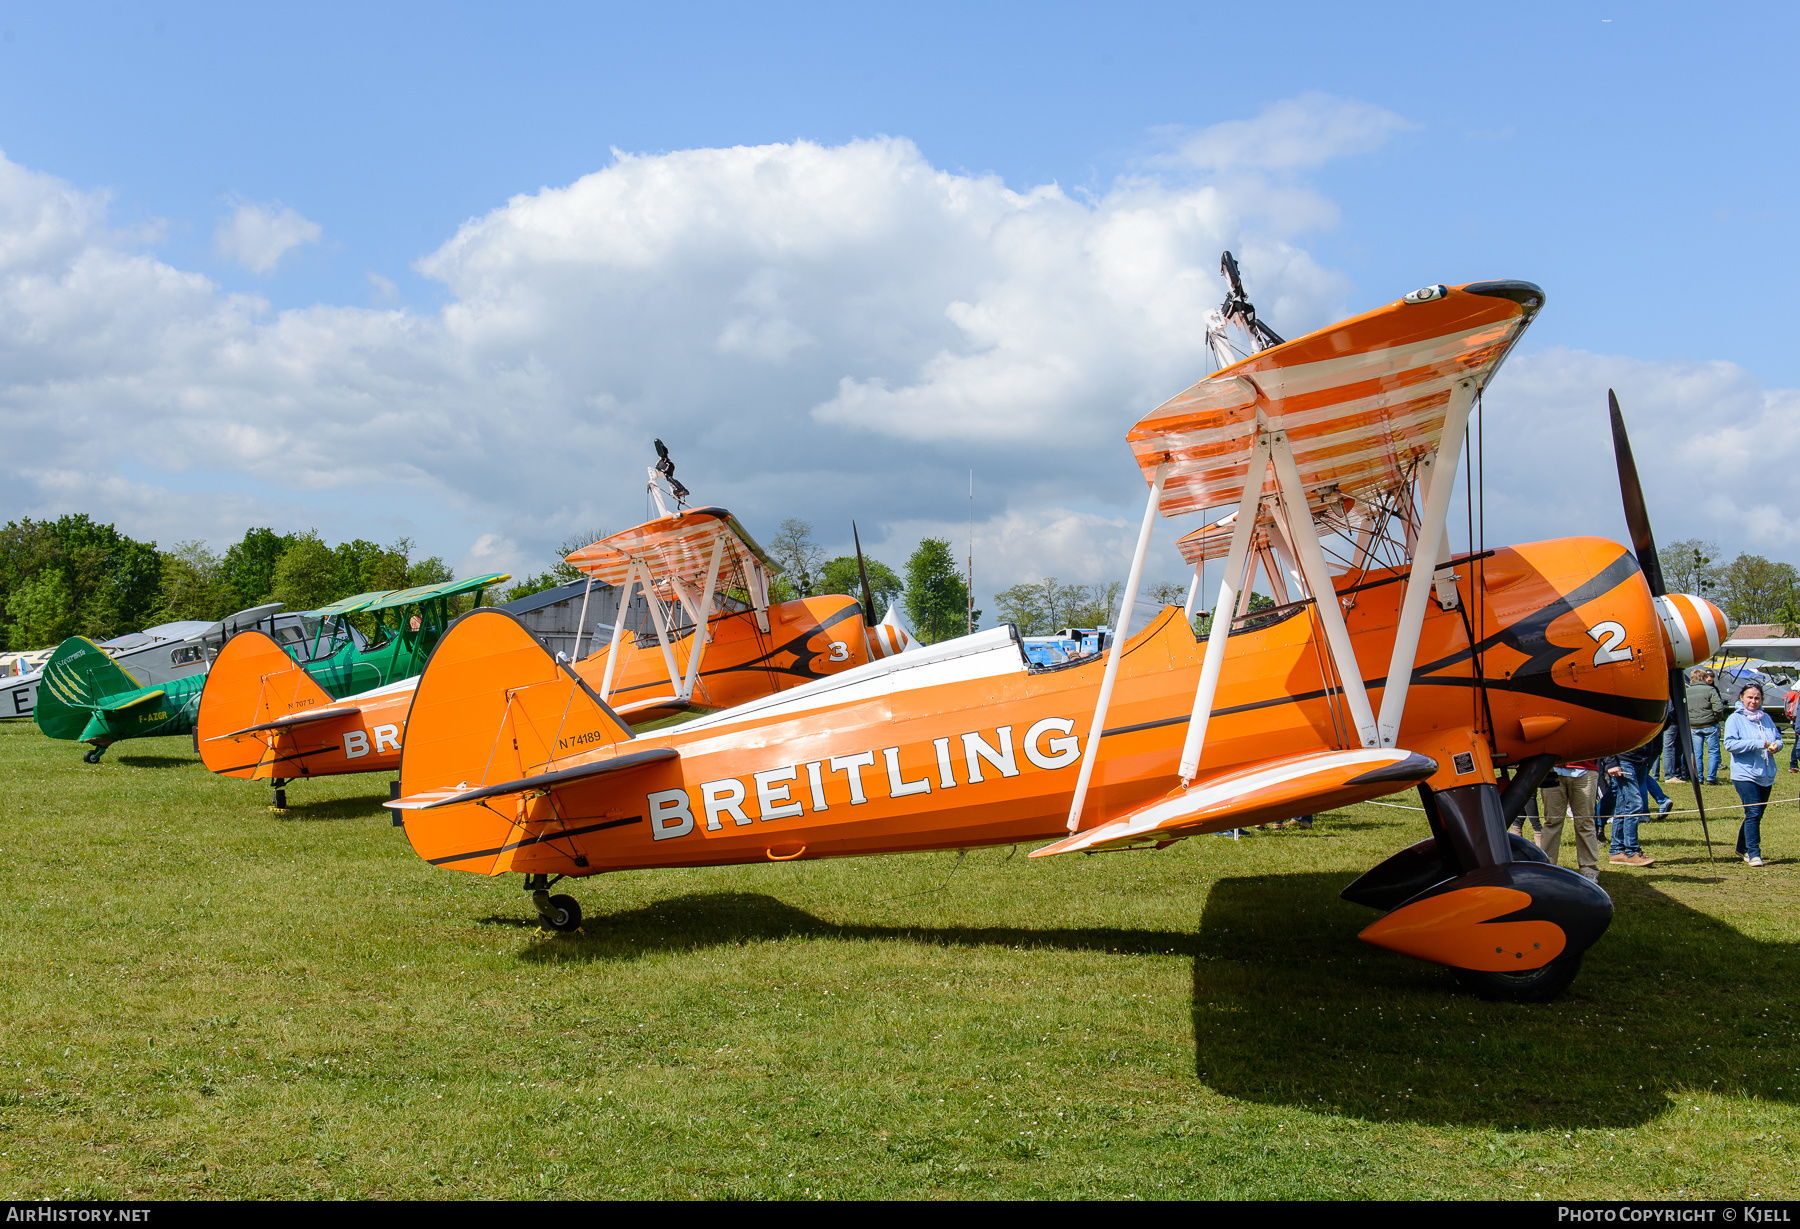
xmin=386 ymin=267 xmax=1726 ymax=1002
xmin=196 ymin=453 xmax=915 ymax=805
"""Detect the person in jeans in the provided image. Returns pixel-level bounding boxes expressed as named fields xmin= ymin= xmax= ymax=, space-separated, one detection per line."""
xmin=1539 ymin=761 xmax=1601 ymax=881
xmin=1687 ymin=667 xmax=1728 ymax=785
xmin=1659 ymin=718 xmax=1687 ymax=782
xmin=1723 ymin=683 xmax=1780 ymax=867
xmin=1601 ymin=734 xmax=1661 ymax=867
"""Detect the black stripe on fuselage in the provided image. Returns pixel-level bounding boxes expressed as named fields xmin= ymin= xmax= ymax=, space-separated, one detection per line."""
xmin=1099 ymin=551 xmax=1664 ymax=736
xmin=608 ymin=600 xmax=867 ymax=700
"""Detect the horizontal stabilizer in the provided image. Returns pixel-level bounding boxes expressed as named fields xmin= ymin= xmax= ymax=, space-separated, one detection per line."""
xmin=387 ymin=746 xmax=678 ymax=811
xmin=102 ymin=688 xmax=166 ymax=714
xmin=210 ymin=704 xmax=363 ymax=741
xmin=1031 ymin=748 xmax=1437 ymax=857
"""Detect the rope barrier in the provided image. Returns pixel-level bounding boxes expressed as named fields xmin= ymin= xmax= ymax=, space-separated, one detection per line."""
xmin=1365 ymin=796 xmax=1796 ymax=817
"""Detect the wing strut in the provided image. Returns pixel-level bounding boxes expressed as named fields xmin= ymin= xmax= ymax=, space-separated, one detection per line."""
xmin=568 ymin=577 xmax=597 ymax=663
xmin=1177 ymin=431 xmax=1271 ymax=784
xmin=1269 ymin=427 xmax=1379 ymax=747
xmin=1065 ymin=463 xmax=1169 ymax=832
xmin=677 ymin=528 xmax=728 ymax=701
xmin=596 ymin=562 xmax=636 ymax=704
xmin=1375 ymin=378 xmax=1476 ymax=746
xmin=633 ymin=558 xmax=684 ymax=697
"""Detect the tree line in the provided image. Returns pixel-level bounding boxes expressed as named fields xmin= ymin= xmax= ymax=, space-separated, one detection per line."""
xmin=1660 ymin=538 xmax=1800 ymax=631
xmin=763 ymin=519 xmax=976 ymax=644
xmin=0 ymin=516 xmax=450 ymax=650
xmin=468 ymin=519 xmax=978 ymax=646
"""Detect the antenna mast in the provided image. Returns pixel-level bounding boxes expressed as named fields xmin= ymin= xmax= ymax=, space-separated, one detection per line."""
xmin=966 ymin=471 xmax=974 ymax=637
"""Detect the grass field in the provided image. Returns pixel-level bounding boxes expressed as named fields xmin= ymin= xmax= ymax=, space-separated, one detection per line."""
xmin=0 ymin=717 xmax=1794 ymax=1200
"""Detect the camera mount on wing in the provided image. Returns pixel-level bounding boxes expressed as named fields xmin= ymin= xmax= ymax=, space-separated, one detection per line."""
xmin=1205 ymin=251 xmax=1287 ymax=370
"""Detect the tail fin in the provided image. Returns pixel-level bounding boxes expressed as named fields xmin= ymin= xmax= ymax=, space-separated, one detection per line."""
xmin=34 ymin=637 xmax=145 ymax=741
xmin=197 ymin=629 xmax=336 ymax=779
xmin=395 ymin=609 xmax=637 ymax=875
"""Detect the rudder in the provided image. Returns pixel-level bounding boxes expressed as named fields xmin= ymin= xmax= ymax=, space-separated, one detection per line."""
xmin=197 ymin=629 xmax=334 ymax=778
xmin=34 ymin=638 xmax=143 ymax=742
xmin=396 ymin=609 xmax=635 ymax=874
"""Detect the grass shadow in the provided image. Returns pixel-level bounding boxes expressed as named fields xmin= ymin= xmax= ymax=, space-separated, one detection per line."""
xmin=512 ymin=889 xmax=1195 ymax=963
xmin=1189 ymin=870 xmax=1797 ymax=1130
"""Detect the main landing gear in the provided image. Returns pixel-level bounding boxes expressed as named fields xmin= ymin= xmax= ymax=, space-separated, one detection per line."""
xmin=1342 ymin=756 xmax=1612 ymax=1004
xmin=526 ymin=874 xmax=582 ymax=932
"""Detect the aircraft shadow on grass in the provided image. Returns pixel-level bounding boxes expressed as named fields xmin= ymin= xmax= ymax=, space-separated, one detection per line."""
xmin=115 ymin=754 xmax=197 ymax=770
xmin=268 ymin=790 xmax=394 ymax=822
xmin=1189 ymin=870 xmax=1797 ymax=1130
xmin=497 ymin=869 xmax=1794 ymax=1131
xmin=500 ymin=889 xmax=1197 ymax=962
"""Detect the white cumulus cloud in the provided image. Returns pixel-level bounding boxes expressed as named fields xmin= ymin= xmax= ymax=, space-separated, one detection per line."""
xmin=5 ymin=107 xmax=1787 ymax=618
xmin=213 ymin=200 xmax=322 ymax=273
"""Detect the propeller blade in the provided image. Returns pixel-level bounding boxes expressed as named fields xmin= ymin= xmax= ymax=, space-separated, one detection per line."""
xmin=1608 ymin=389 xmax=1667 ymax=597
xmin=1615 ymin=392 xmax=1711 ymax=859
xmin=852 ymin=521 xmax=877 ymax=624
xmin=1667 ymin=666 xmax=1716 ymax=862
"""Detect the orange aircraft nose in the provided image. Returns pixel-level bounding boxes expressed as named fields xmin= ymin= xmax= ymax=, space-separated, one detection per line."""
xmin=1654 ymin=594 xmax=1729 ymax=669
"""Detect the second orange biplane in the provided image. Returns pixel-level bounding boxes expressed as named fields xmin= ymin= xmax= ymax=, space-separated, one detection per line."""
xmin=386 ymin=267 xmax=1726 ymax=1002
xmin=196 ymin=454 xmax=916 ymax=804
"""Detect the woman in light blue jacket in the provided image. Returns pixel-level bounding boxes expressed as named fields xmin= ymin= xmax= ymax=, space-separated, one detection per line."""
xmin=1722 ymin=684 xmax=1780 ymax=867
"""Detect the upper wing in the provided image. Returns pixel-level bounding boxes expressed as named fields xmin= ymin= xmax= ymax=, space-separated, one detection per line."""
xmin=562 ymin=507 xmax=778 ymax=589
xmin=1128 ymin=282 xmax=1542 ymax=518
xmin=1030 ymin=748 xmax=1437 ymax=856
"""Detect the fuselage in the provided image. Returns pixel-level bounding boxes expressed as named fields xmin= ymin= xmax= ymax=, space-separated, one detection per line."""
xmin=399 ymin=535 xmax=1677 ymax=877
xmin=201 ymin=594 xmax=874 ymax=781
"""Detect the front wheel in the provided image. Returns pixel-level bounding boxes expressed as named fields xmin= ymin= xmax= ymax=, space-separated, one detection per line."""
xmin=1453 ymin=953 xmax=1583 ymax=1003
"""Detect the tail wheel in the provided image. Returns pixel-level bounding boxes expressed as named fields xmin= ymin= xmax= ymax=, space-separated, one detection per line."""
xmin=544 ymin=894 xmax=582 ymax=932
xmin=1453 ymin=953 xmax=1584 ymax=1003
xmin=82 ymin=748 xmax=103 ymax=764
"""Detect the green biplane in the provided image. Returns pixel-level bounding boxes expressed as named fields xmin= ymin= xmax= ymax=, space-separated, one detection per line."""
xmin=35 ymin=573 xmax=508 ymax=762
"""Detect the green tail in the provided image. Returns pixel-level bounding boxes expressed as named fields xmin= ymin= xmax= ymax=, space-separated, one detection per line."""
xmin=34 ymin=637 xmax=200 ymax=748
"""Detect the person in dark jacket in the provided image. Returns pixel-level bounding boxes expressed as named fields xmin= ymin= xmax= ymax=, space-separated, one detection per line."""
xmin=1686 ymin=667 xmax=1728 ymax=785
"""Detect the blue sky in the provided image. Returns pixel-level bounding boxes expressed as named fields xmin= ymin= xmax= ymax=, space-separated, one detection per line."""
xmin=2 ymin=1 xmax=1795 ymax=610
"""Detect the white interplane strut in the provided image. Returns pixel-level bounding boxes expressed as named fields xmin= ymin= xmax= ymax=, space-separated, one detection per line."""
xmin=634 ymin=558 xmax=684 ymax=696
xmin=568 ymin=576 xmax=596 ymax=663
xmin=1065 ymin=464 xmax=1168 ymax=832
xmin=1177 ymin=430 xmax=1271 ymax=784
xmin=1269 ymin=429 xmax=1379 ymax=747
xmin=596 ymin=564 xmax=636 ymax=703
xmin=677 ymin=530 xmax=728 ymax=701
xmin=1376 ymin=378 xmax=1476 ymax=747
